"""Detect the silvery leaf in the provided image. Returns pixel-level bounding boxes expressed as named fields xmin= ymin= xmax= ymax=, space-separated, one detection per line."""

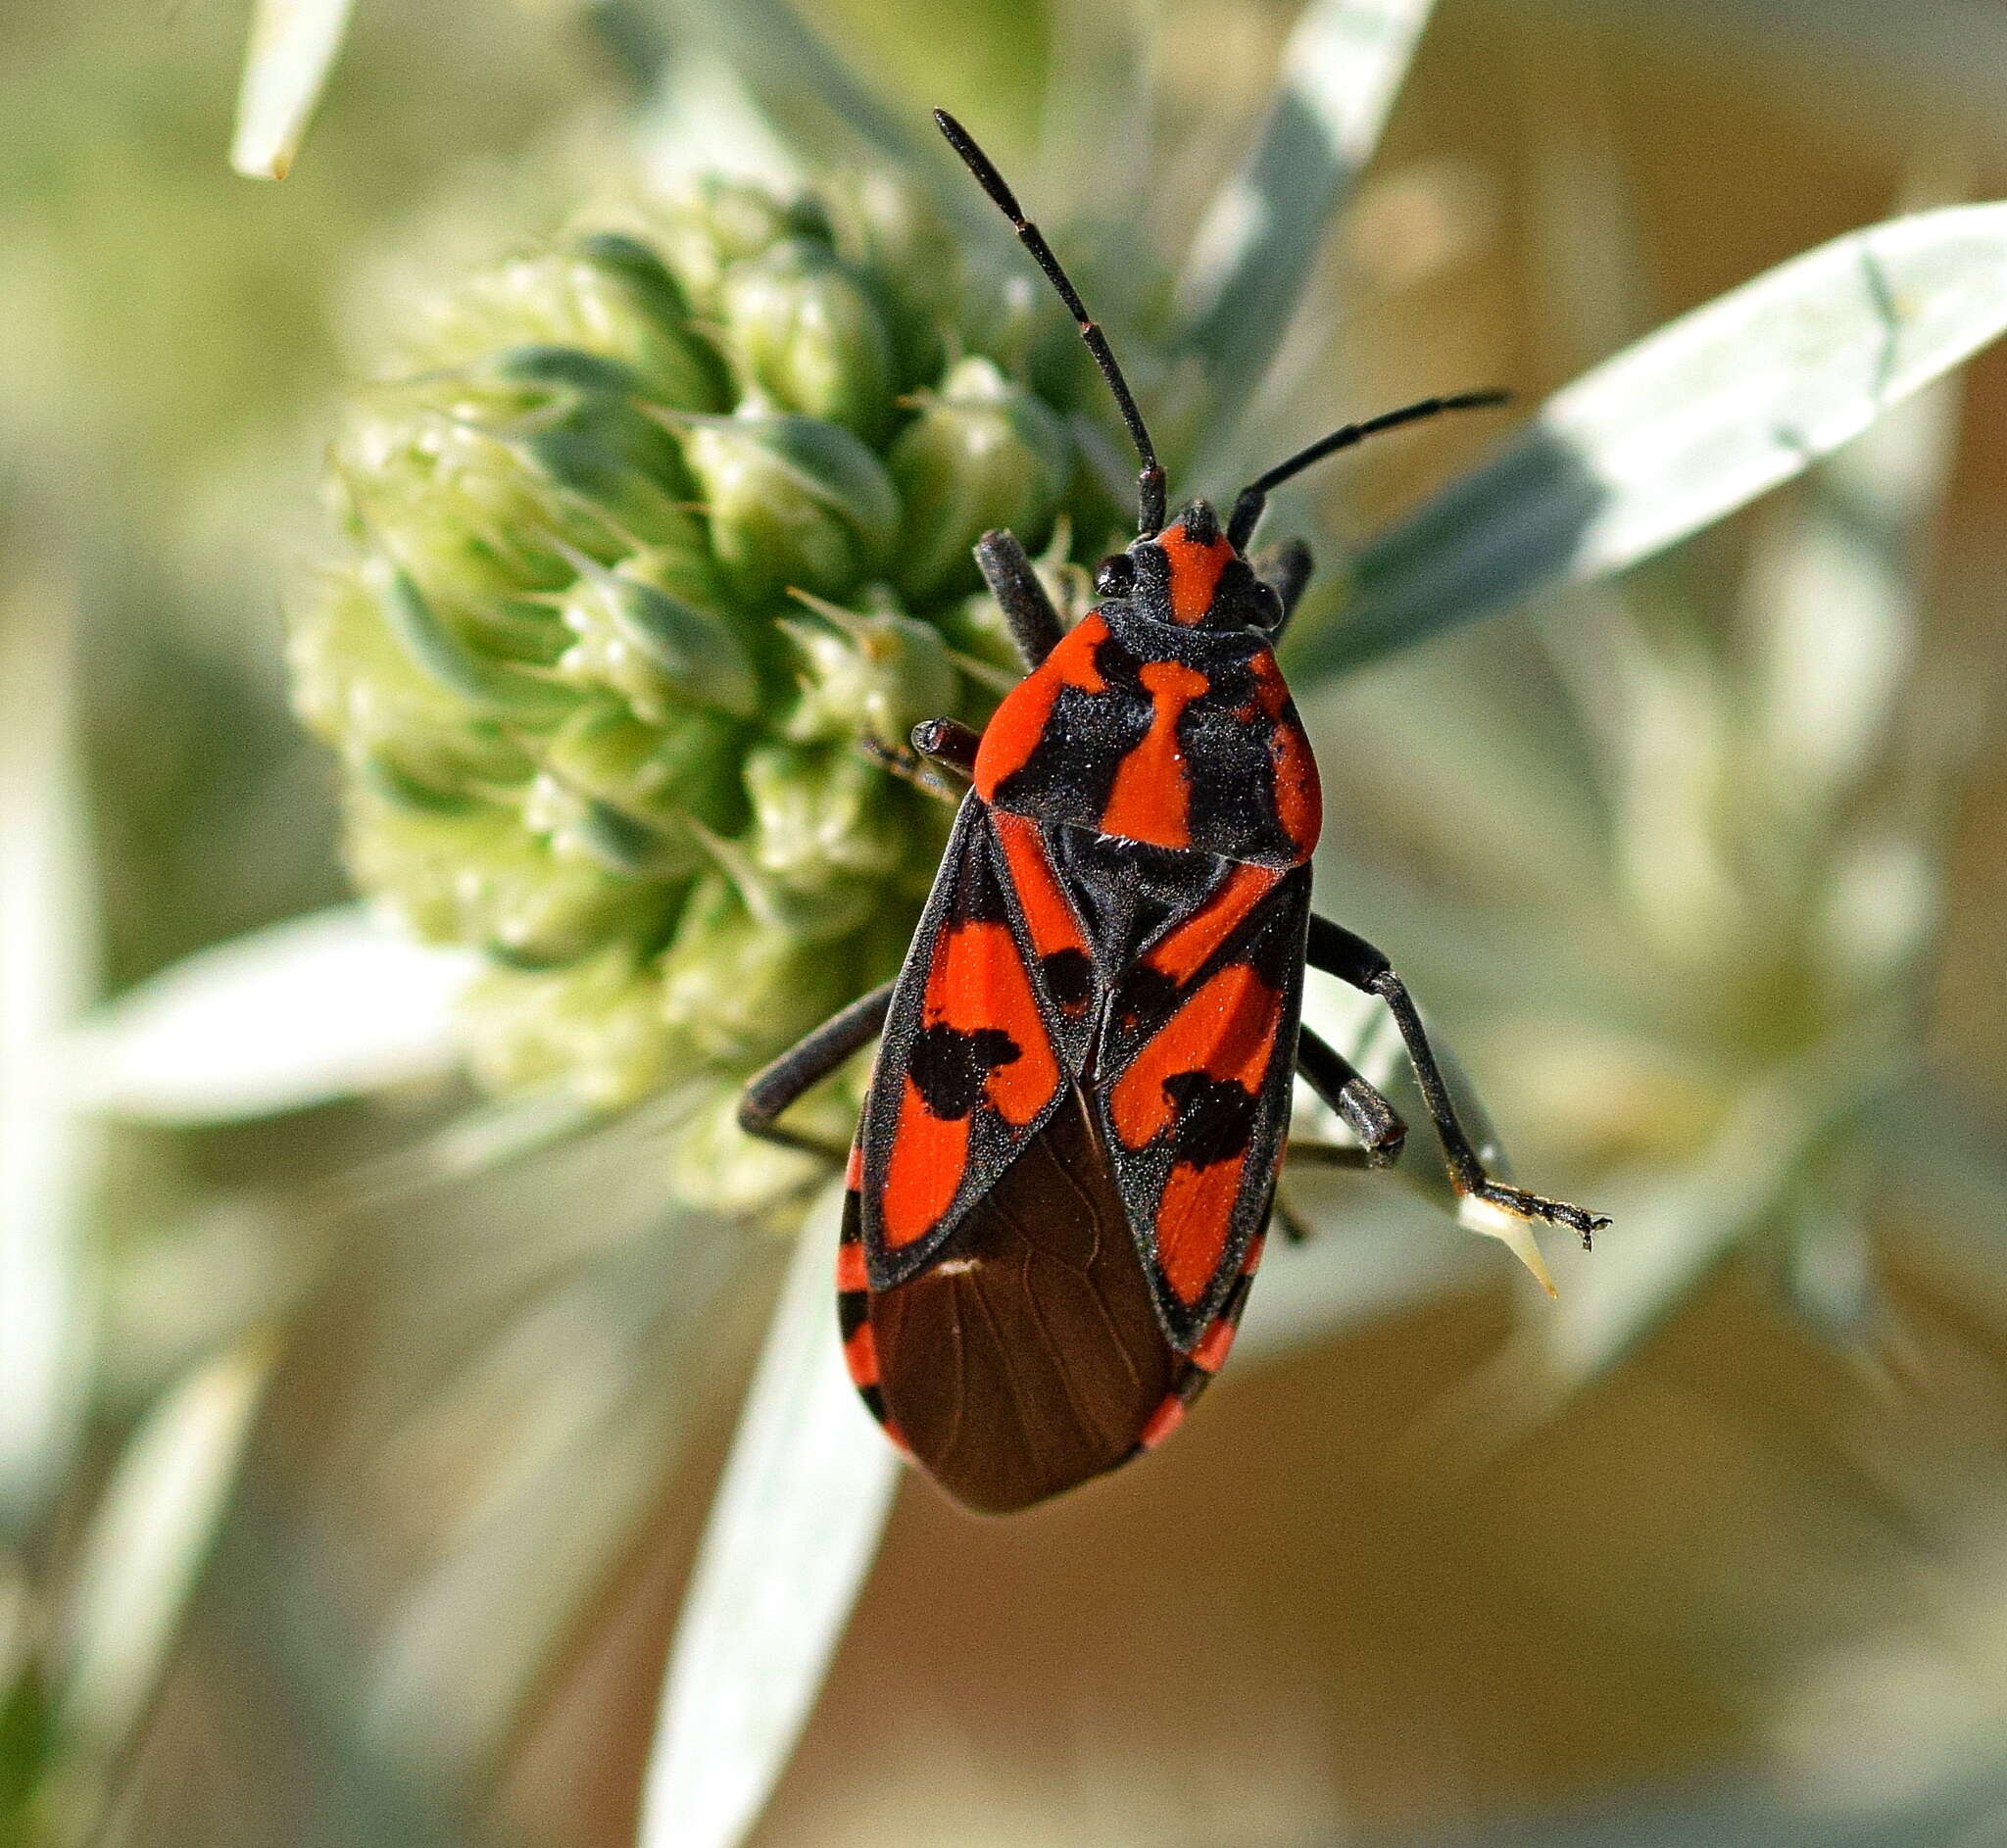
xmin=637 ymin=1182 xmax=899 ymax=1848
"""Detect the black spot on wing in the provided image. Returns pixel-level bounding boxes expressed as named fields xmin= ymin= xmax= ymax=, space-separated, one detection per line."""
xmin=907 ymin=1022 xmax=1022 ymax=1119
xmin=1162 ymin=1071 xmax=1261 ymax=1168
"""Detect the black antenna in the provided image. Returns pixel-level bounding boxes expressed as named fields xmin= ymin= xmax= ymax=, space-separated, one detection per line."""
xmin=1226 ymin=391 xmax=1509 ymax=551
xmin=935 ymin=108 xmax=1166 ymax=538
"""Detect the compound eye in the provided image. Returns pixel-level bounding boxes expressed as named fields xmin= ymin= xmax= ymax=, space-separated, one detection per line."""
xmin=1252 ymin=580 xmax=1284 ymax=629
xmin=1094 ymin=553 xmax=1137 ymax=599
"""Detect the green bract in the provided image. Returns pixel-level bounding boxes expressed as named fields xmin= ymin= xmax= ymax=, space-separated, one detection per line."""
xmin=290 ymin=172 xmax=1147 ymax=1214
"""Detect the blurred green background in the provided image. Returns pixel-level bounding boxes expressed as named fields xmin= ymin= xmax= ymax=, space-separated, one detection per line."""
xmin=5 ymin=2 xmax=2007 ymax=1845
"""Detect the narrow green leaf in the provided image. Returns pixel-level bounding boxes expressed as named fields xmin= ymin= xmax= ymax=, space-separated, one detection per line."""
xmin=229 ymin=0 xmax=357 ymax=180
xmin=65 ymin=906 xmax=474 ymax=1123
xmin=51 ymin=1338 xmax=271 ymax=1774
xmin=0 ymin=583 xmax=97 ymax=1527
xmin=638 ymin=1183 xmax=898 ymax=1848
xmin=1304 ymin=202 xmax=2007 ymax=677
xmin=1176 ymin=0 xmax=1438 ymax=409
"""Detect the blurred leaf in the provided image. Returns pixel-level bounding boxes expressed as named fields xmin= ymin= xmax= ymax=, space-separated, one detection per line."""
xmin=65 ymin=906 xmax=475 ymax=1123
xmin=1177 ymin=0 xmax=1438 ymax=413
xmin=363 ymin=1207 xmax=756 ymax=1787
xmin=638 ymin=1182 xmax=898 ymax=1848
xmin=1304 ymin=201 xmax=2007 ymax=675
xmin=231 ymin=0 xmax=358 ymax=180
xmin=1745 ymin=372 xmax=1957 ymax=832
xmin=1388 ymin=1764 xmax=2007 ymax=1848
xmin=646 ymin=0 xmax=937 ymax=190
xmin=1779 ymin=1143 xmax=1878 ymax=1343
xmin=0 ymin=583 xmax=97 ymax=1527
xmin=1537 ymin=1043 xmax=1885 ymax=1388
xmin=49 ymin=1337 xmax=271 ymax=1792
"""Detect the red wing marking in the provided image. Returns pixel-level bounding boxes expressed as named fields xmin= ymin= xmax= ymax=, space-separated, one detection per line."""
xmin=990 ymin=810 xmax=1093 ymax=1012
xmin=1099 ymin=659 xmax=1209 ymax=848
xmin=1138 ymin=1395 xmax=1187 ymax=1449
xmin=835 ymin=1238 xmax=867 ymax=1292
xmin=1190 ymin=1312 xmax=1237 ymax=1374
xmin=1158 ymin=520 xmax=1233 ymax=625
xmin=881 ymin=1082 xmax=973 ymax=1247
xmin=843 ymin=1321 xmax=881 ymax=1388
xmin=923 ymin=919 xmax=1059 ymax=1123
xmin=973 ymin=614 xmax=1109 ymax=798
xmin=1156 ymin=1154 xmax=1250 ymax=1304
xmin=878 ymin=906 xmax=1063 ymax=1249
xmin=844 ymin=1142 xmax=863 ymax=1191
xmin=1142 ymin=861 xmax=1282 ymax=989
xmin=1108 ymin=961 xmax=1283 ymax=1150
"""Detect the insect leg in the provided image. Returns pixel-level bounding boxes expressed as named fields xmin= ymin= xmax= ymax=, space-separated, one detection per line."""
xmin=911 ymin=717 xmax=980 ymax=775
xmin=1305 ymin=915 xmax=1610 ymax=1244
xmin=975 ymin=528 xmax=1064 ymax=668
xmin=1252 ymin=538 xmax=1314 ymax=642
xmin=737 ymin=980 xmax=895 ymax=1159
xmin=1295 ymin=1023 xmax=1405 ymax=1167
xmin=859 ymin=717 xmax=981 ymax=806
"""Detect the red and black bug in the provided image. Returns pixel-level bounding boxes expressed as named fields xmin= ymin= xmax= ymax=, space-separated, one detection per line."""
xmin=741 ymin=110 xmax=1609 ymax=1514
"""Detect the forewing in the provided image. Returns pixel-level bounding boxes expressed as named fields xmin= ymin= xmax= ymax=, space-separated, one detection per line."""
xmin=1097 ymin=861 xmax=1309 ymax=1346
xmin=857 ymin=796 xmax=1094 ymax=1287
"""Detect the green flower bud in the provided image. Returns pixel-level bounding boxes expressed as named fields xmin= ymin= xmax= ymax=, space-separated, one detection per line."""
xmin=349 ymin=796 xmax=675 ymax=966
xmin=655 ymin=178 xmax=831 ymax=316
xmin=465 ymin=947 xmax=687 ymax=1108
xmin=890 ymin=357 xmax=1072 ymax=599
xmin=720 ymin=239 xmax=898 ymax=438
xmin=824 ymin=170 xmax=959 ymax=389
xmin=782 ymin=595 xmax=958 ymax=749
xmin=566 ymin=232 xmax=731 ymax=411
xmin=555 ymin=547 xmax=761 ymax=722
xmin=743 ymin=743 xmax=909 ymax=890
xmin=664 ymin=1083 xmax=844 ymax=1220
xmin=521 ymin=771 xmax=698 ymax=880
xmin=333 ymin=407 xmax=595 ymax=608
xmin=659 ymin=872 xmax=857 ymax=1061
xmin=543 ymin=703 xmax=749 ymax=840
xmin=680 ymin=411 xmax=900 ymax=602
xmin=289 ymin=565 xmax=533 ymax=796
xmin=408 ymin=236 xmax=728 ymax=414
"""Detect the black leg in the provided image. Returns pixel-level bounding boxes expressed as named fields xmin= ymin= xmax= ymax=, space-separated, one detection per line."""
xmin=1253 ymin=538 xmax=1314 ymax=642
xmin=738 ymin=981 xmax=895 ymax=1159
xmin=1295 ymin=1023 xmax=1405 ymax=1168
xmin=975 ymin=529 xmax=1064 ymax=669
xmin=1305 ymin=915 xmax=1609 ymax=1245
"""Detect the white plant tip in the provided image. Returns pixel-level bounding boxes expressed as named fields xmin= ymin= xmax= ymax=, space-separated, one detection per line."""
xmin=1457 ymin=1193 xmax=1559 ymax=1298
xmin=230 ymin=0 xmax=358 ymax=180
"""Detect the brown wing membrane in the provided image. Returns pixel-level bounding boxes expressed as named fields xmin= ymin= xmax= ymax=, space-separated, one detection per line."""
xmin=869 ymin=1086 xmax=1178 ymax=1514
